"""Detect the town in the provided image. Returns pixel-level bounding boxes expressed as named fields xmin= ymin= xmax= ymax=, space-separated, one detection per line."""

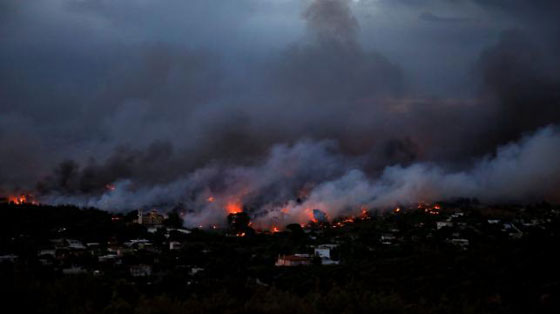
xmin=1 ymin=198 xmax=559 ymax=313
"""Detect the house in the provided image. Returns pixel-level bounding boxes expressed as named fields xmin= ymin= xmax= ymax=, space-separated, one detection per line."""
xmin=98 ymin=254 xmax=119 ymax=263
xmin=66 ymin=239 xmax=86 ymax=250
xmin=449 ymin=238 xmax=469 ymax=249
xmin=450 ymin=212 xmax=465 ymax=219
xmin=138 ymin=209 xmax=165 ymax=226
xmin=314 ymin=246 xmax=332 ymax=259
xmin=125 ymin=239 xmax=151 ymax=249
xmin=62 ymin=266 xmax=87 ymax=275
xmin=38 ymin=249 xmax=56 ymax=257
xmin=130 ymin=264 xmax=152 ymax=277
xmin=437 ymin=221 xmax=453 ymax=230
xmin=169 ymin=241 xmax=182 ymax=250
xmin=0 ymin=254 xmax=17 ymax=263
xmin=275 ymin=254 xmax=312 ymax=266
xmin=313 ymin=244 xmax=339 ymax=265
xmin=380 ymin=233 xmax=396 ymax=245
xmin=503 ymin=223 xmax=523 ymax=239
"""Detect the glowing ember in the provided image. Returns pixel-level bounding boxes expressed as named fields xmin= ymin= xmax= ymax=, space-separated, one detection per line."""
xmin=271 ymin=226 xmax=280 ymax=233
xmin=394 ymin=207 xmax=401 ymax=213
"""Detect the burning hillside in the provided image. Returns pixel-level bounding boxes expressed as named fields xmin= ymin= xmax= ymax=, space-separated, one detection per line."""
xmin=2 ymin=193 xmax=38 ymax=205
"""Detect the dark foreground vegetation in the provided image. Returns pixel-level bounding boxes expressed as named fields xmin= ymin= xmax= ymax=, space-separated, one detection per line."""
xmin=1 ymin=201 xmax=559 ymax=314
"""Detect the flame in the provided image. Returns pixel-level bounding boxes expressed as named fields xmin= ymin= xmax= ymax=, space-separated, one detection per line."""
xmin=8 ymin=194 xmax=37 ymax=205
xmin=225 ymin=200 xmax=243 ymax=214
xmin=304 ymin=208 xmax=318 ymax=223
xmin=207 ymin=196 xmax=215 ymax=203
xmin=394 ymin=207 xmax=401 ymax=213
xmin=9 ymin=194 xmax=27 ymax=204
xmin=271 ymin=226 xmax=280 ymax=233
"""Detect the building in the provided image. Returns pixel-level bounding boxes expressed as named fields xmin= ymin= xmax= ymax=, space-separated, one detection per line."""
xmin=437 ymin=221 xmax=453 ymax=230
xmin=130 ymin=264 xmax=152 ymax=277
xmin=0 ymin=255 xmax=17 ymax=263
xmin=169 ymin=241 xmax=182 ymax=250
xmin=314 ymin=245 xmax=340 ymax=265
xmin=138 ymin=209 xmax=164 ymax=226
xmin=449 ymin=238 xmax=469 ymax=249
xmin=380 ymin=233 xmax=396 ymax=245
xmin=62 ymin=266 xmax=87 ymax=275
xmin=275 ymin=254 xmax=312 ymax=266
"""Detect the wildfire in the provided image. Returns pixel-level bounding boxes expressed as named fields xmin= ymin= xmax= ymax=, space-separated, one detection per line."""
xmin=394 ymin=207 xmax=401 ymax=213
xmin=271 ymin=226 xmax=280 ymax=233
xmin=360 ymin=207 xmax=368 ymax=216
xmin=305 ymin=208 xmax=318 ymax=223
xmin=7 ymin=194 xmax=37 ymax=205
xmin=225 ymin=200 xmax=243 ymax=214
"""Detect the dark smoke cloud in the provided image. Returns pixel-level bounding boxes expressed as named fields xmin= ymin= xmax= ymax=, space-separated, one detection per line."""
xmin=1 ymin=0 xmax=560 ymax=226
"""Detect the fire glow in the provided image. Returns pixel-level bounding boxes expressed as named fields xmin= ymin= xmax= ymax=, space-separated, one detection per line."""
xmin=225 ymin=200 xmax=243 ymax=214
xmin=7 ymin=194 xmax=37 ymax=205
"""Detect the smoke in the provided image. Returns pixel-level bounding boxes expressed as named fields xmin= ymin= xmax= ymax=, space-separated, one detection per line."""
xmin=2 ymin=0 xmax=560 ymax=227
xmin=41 ymin=125 xmax=560 ymax=228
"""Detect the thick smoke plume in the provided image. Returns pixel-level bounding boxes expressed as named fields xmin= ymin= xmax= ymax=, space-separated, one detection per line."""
xmin=42 ymin=125 xmax=560 ymax=228
xmin=2 ymin=0 xmax=560 ymax=227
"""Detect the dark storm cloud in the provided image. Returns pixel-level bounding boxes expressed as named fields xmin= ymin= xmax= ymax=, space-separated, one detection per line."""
xmin=1 ymin=0 xmax=560 ymax=224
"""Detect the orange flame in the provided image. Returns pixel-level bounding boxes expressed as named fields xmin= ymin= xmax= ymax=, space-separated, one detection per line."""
xmin=8 ymin=194 xmax=36 ymax=205
xmin=207 ymin=196 xmax=215 ymax=203
xmin=271 ymin=226 xmax=280 ymax=233
xmin=225 ymin=200 xmax=242 ymax=214
xmin=304 ymin=208 xmax=318 ymax=223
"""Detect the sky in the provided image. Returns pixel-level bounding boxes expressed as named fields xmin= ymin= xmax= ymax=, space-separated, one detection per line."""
xmin=1 ymin=0 xmax=560 ymax=225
